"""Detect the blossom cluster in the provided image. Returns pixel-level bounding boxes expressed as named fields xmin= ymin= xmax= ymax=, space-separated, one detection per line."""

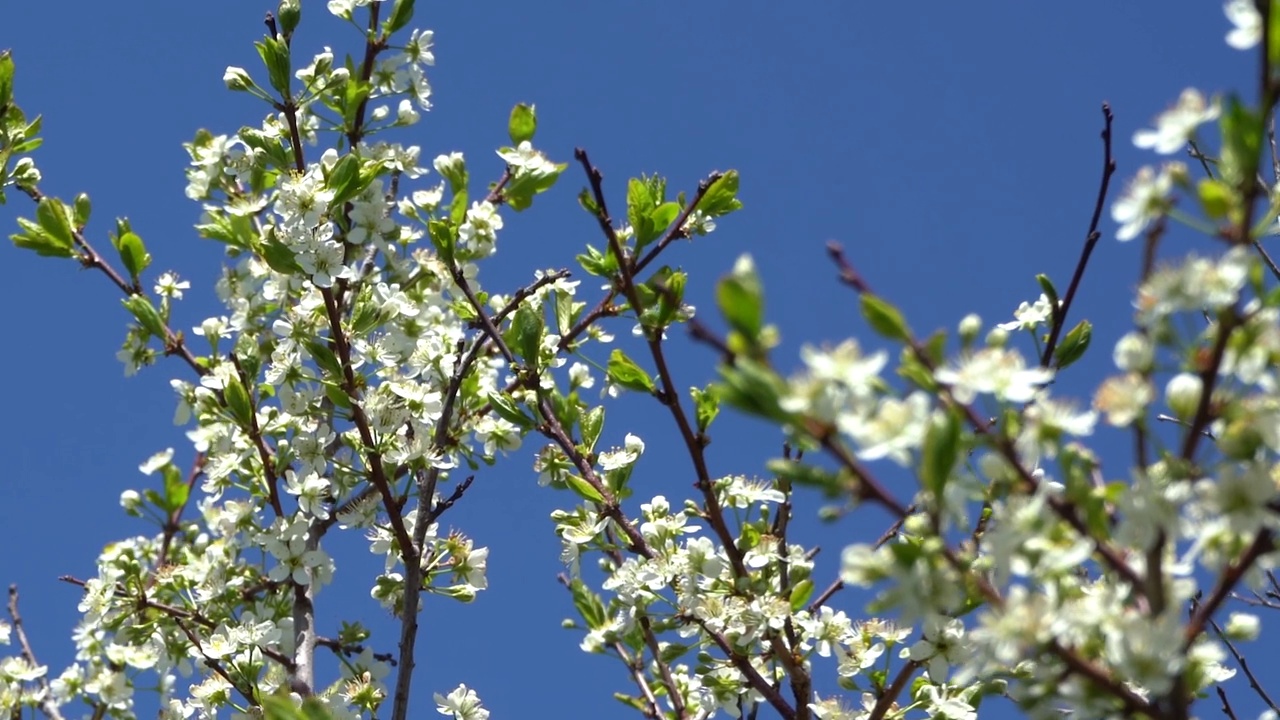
xmin=1 ymin=1 xmax=1279 ymax=720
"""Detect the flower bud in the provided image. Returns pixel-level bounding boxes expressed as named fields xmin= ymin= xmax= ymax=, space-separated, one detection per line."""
xmin=985 ymin=326 xmax=1009 ymax=348
xmin=120 ymin=489 xmax=143 ymax=516
xmin=1113 ymin=331 xmax=1153 ymax=372
xmin=277 ymin=0 xmax=301 ymax=35
xmin=223 ymin=66 xmax=254 ymax=92
xmin=1218 ymin=417 xmax=1263 ymax=459
xmin=1224 ymin=612 xmax=1260 ymax=641
xmin=958 ymin=314 xmax=981 ymax=346
xmin=1165 ymin=372 xmax=1202 ymax=420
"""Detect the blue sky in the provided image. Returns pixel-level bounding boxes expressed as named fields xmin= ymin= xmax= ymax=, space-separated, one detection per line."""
xmin=0 ymin=2 xmax=1270 ymax=719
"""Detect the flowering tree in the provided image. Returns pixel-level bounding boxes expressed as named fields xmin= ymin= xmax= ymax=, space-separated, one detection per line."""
xmin=3 ymin=1 xmax=1280 ymax=719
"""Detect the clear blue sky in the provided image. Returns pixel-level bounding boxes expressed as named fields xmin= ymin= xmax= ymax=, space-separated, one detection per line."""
xmin=1 ymin=3 xmax=1269 ymax=719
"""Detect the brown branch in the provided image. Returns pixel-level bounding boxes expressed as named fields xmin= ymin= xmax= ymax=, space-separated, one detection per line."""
xmin=7 ymin=585 xmax=67 ymax=720
xmin=1041 ymin=103 xmax=1116 ymax=368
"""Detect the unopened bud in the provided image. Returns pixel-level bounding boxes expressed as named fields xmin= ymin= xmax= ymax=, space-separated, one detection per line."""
xmin=223 ymin=66 xmax=254 ymax=92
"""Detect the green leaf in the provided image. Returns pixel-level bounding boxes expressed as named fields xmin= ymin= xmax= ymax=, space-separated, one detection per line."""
xmin=861 ymin=295 xmax=911 ymax=341
xmin=427 ymin=219 xmax=456 ymax=263
xmin=261 ymin=693 xmax=309 ymax=720
xmin=72 ymin=193 xmax=91 ymax=228
xmin=653 ymin=268 xmax=687 ymax=328
xmin=1219 ymin=94 xmax=1262 ymax=191
xmin=920 ymin=409 xmax=961 ymax=498
xmin=698 ymin=169 xmax=742 ymax=217
xmin=260 ymin=234 xmax=304 ymax=274
xmin=569 ymin=578 xmax=607 ymax=629
xmin=607 ymin=349 xmax=655 ymax=394
xmin=581 ymin=405 xmax=605 ymax=453
xmin=1053 ymin=318 xmax=1092 ymax=370
xmin=11 ymin=223 xmax=73 ymax=258
xmin=717 ymin=256 xmax=763 ymax=338
xmin=1035 ymin=274 xmax=1059 ymax=316
xmin=508 ymin=303 xmax=544 ymax=368
xmin=161 ymin=464 xmax=188 ymax=514
xmin=255 ymin=36 xmax=293 ymax=97
xmin=716 ymin=360 xmax=789 ymax=423
xmin=647 ymin=201 xmax=680 ymax=240
xmin=1197 ymin=177 xmax=1234 ymax=221
xmin=326 ymin=153 xmax=361 ymax=205
xmin=565 ymin=473 xmax=604 ymax=503
xmin=122 ymin=295 xmax=168 ymax=339
xmin=555 ymin=290 xmax=577 ymax=335
xmin=577 ymin=188 xmax=600 ymax=216
xmin=385 ymin=0 xmax=414 ymax=33
xmin=503 ymin=162 xmax=564 ymax=212
xmin=223 ymin=377 xmax=254 ymax=427
xmin=508 ymin=103 xmax=536 ymax=145
xmin=898 ymin=355 xmax=937 ymax=393
xmin=323 ymin=381 xmax=352 ymax=410
xmin=691 ymin=385 xmax=719 ymax=433
xmin=305 ymin=339 xmax=343 ymax=378
xmin=627 ymin=177 xmax=657 ymax=250
xmin=1270 ymin=6 xmax=1280 ymax=73
xmin=0 ymin=50 xmax=14 ymax=111
xmin=765 ymin=458 xmax=841 ymax=494
xmin=576 ymin=244 xmax=617 ymax=277
xmin=36 ymin=197 xmax=75 ymax=251
xmin=658 ymin=642 xmax=689 ymax=665
xmin=298 ymin=698 xmax=336 ymax=720
xmin=488 ymin=392 xmax=535 ymax=429
xmin=788 ymin=579 xmax=815 ymax=612
xmin=117 ymin=231 xmax=151 ymax=282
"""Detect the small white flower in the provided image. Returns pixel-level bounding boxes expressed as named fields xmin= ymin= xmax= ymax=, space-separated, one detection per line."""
xmin=1225 ymin=0 xmax=1262 ymax=49
xmin=1133 ymin=89 xmax=1220 ymax=155
xmin=1111 ymin=163 xmax=1180 ymax=241
xmin=997 ymin=293 xmax=1058 ymax=332
xmin=435 ymin=683 xmax=489 ymax=720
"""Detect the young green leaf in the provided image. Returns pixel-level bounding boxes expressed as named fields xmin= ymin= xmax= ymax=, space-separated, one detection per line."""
xmin=788 ymin=579 xmax=815 ymax=612
xmin=123 ymin=295 xmax=168 ymax=339
xmin=304 ymin=339 xmax=343 ymax=378
xmin=717 ymin=255 xmax=763 ymax=339
xmin=698 ymin=169 xmax=743 ymax=217
xmin=161 ymin=464 xmax=189 ymax=514
xmin=691 ymin=385 xmax=720 ymax=433
xmin=509 ymin=303 xmax=545 ymax=368
xmin=607 ymin=349 xmax=656 ymax=394
xmin=11 ymin=218 xmax=73 ymax=258
xmin=255 ymin=36 xmax=293 ymax=97
xmin=920 ymin=409 xmax=961 ymax=498
xmin=861 ymin=295 xmax=911 ymax=341
xmin=385 ymin=0 xmax=415 ymax=34
xmin=1219 ymin=94 xmax=1262 ymax=190
xmin=1053 ymin=319 xmax=1092 ymax=370
xmin=716 ymin=360 xmax=789 ymax=423
xmin=1035 ymin=274 xmax=1059 ymax=315
xmin=581 ymin=405 xmax=605 ymax=453
xmin=565 ymin=473 xmax=605 ymax=503
xmin=325 ymin=153 xmax=361 ymax=205
xmin=73 ymin=193 xmax=92 ymax=228
xmin=36 ymin=197 xmax=74 ymax=251
xmin=223 ymin=376 xmax=254 ymax=427
xmin=1197 ymin=177 xmax=1234 ymax=221
xmin=0 ymin=51 xmax=14 ymax=111
xmin=488 ymin=392 xmax=535 ymax=430
xmin=508 ymin=103 xmax=537 ymax=145
xmin=569 ymin=578 xmax=608 ymax=629
xmin=117 ymin=231 xmax=151 ymax=282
